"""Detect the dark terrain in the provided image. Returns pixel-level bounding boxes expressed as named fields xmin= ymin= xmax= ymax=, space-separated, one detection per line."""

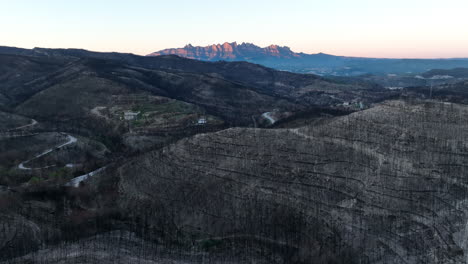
xmin=329 ymin=67 xmax=468 ymax=90
xmin=2 ymin=46 xmax=468 ymax=263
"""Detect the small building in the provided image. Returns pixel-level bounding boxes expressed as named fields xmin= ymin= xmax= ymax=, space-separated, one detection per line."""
xmin=197 ymin=117 xmax=207 ymax=125
xmin=123 ymin=111 xmax=140 ymax=120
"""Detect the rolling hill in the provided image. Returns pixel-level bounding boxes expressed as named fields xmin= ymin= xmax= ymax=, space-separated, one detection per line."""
xmin=4 ymin=45 xmax=468 ymax=263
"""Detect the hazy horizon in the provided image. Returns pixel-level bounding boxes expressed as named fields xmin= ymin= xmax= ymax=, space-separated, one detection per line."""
xmin=2 ymin=0 xmax=468 ymax=59
xmin=6 ymin=42 xmax=468 ymax=60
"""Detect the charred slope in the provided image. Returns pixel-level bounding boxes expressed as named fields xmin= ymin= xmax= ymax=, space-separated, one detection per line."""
xmin=10 ymin=57 xmax=297 ymax=126
xmin=1 ymin=53 xmax=392 ymax=127
xmin=113 ymin=100 xmax=468 ymax=263
xmin=403 ymin=80 xmax=468 ymax=104
xmin=2 ymin=100 xmax=468 ymax=263
xmin=80 ymin=58 xmax=390 ymax=115
xmin=0 ymin=54 xmax=75 ymax=107
xmin=0 ymin=47 xmax=389 ymax=106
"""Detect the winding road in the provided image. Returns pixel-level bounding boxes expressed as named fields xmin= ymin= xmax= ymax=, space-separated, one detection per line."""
xmin=16 ymin=130 xmax=106 ymax=187
xmin=261 ymin=112 xmax=276 ymax=124
xmin=18 ymin=134 xmax=77 ymax=170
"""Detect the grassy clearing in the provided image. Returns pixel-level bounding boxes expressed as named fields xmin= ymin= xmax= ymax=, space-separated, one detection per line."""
xmin=131 ymin=100 xmax=199 ymax=115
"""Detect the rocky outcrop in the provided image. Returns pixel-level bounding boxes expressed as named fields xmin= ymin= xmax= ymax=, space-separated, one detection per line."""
xmin=114 ymin=100 xmax=468 ymax=263
xmin=148 ymin=42 xmax=300 ymax=61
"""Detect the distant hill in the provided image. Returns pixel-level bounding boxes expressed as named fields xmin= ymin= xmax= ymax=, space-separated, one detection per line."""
xmin=421 ymin=67 xmax=468 ymax=78
xmin=148 ymin=42 xmax=468 ymax=76
xmin=327 ymin=67 xmax=468 ymax=89
xmin=0 ymin=46 xmax=392 ymax=126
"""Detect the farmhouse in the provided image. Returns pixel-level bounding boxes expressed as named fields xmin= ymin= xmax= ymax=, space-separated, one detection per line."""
xmin=123 ymin=111 xmax=140 ymax=120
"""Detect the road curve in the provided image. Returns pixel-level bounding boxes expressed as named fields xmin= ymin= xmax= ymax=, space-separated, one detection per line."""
xmin=8 ymin=119 xmax=38 ymax=131
xmin=18 ymin=134 xmax=78 ymax=170
xmin=261 ymin=112 xmax=276 ymax=124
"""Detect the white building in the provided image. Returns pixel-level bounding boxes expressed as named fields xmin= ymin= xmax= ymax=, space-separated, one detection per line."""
xmin=123 ymin=111 xmax=140 ymax=120
xmin=197 ymin=117 xmax=207 ymax=125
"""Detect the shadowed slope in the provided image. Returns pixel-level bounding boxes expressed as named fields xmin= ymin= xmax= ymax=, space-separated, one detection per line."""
xmin=114 ymin=100 xmax=468 ymax=263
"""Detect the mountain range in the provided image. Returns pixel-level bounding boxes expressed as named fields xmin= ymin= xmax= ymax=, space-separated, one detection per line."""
xmin=148 ymin=42 xmax=301 ymax=61
xmin=148 ymin=42 xmax=468 ymax=76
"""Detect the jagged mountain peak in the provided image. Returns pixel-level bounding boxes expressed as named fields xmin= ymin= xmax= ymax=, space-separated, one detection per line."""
xmin=147 ymin=42 xmax=301 ymax=61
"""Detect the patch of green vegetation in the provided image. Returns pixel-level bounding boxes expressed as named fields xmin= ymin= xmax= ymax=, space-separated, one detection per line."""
xmin=132 ymin=119 xmax=146 ymax=127
xmin=128 ymin=100 xmax=206 ymax=128
xmin=28 ymin=176 xmax=43 ymax=184
xmin=131 ymin=100 xmax=199 ymax=115
xmin=200 ymin=238 xmax=223 ymax=251
xmin=49 ymin=168 xmax=71 ymax=181
xmin=93 ymin=134 xmax=122 ymax=152
xmin=0 ymin=166 xmax=13 ymax=177
xmin=0 ymin=166 xmax=30 ymax=185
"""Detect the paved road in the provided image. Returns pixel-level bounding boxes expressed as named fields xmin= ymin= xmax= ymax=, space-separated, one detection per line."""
xmin=261 ymin=112 xmax=276 ymax=124
xmin=16 ymin=131 xmax=106 ymax=187
xmin=65 ymin=167 xmax=106 ymax=187
xmin=8 ymin=119 xmax=38 ymax=131
xmin=18 ymin=134 xmax=77 ymax=170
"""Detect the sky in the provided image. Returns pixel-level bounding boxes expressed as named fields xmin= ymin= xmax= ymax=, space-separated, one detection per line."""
xmin=1 ymin=0 xmax=468 ymax=58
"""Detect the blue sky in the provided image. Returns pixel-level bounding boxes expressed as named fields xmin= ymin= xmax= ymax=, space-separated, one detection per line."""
xmin=1 ymin=0 xmax=468 ymax=58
